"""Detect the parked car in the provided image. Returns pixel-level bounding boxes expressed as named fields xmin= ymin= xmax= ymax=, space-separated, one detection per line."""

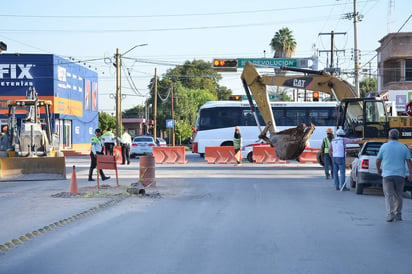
xmin=349 ymin=141 xmax=412 ymax=195
xmin=156 ymin=138 xmax=167 ymax=147
xmin=130 ymin=136 xmax=156 ymax=158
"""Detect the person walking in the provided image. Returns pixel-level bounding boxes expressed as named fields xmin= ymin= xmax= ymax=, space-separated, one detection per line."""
xmin=120 ymin=128 xmax=132 ymax=165
xmin=102 ymin=128 xmax=115 ymax=155
xmin=233 ymin=126 xmax=242 ymax=165
xmin=321 ymin=128 xmax=334 ymax=179
xmin=376 ymin=129 xmax=412 ymax=222
xmin=88 ymin=128 xmax=111 ymax=182
xmin=329 ymin=128 xmax=362 ymax=191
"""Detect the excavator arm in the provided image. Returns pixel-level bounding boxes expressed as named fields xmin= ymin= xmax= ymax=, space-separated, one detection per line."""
xmin=240 ymin=61 xmax=357 ymax=160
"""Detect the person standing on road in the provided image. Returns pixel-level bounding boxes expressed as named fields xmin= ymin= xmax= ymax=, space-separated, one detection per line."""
xmin=88 ymin=128 xmax=111 ymax=182
xmin=102 ymin=128 xmax=115 ymax=155
xmin=120 ymin=128 xmax=132 ymax=165
xmin=321 ymin=128 xmax=334 ymax=179
xmin=233 ymin=126 xmax=242 ymax=165
xmin=376 ymin=129 xmax=412 ymax=222
xmin=329 ymin=128 xmax=362 ymax=191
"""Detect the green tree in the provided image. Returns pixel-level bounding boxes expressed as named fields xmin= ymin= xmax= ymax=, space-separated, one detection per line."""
xmin=269 ymin=27 xmax=297 ymax=58
xmin=359 ymin=77 xmax=377 ymax=97
xmin=123 ymin=105 xmax=145 ymax=118
xmin=98 ymin=112 xmax=116 ymax=133
xmin=146 ymin=60 xmax=227 ymax=141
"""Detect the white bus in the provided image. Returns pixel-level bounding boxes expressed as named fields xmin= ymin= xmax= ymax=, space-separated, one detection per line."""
xmin=192 ymin=101 xmax=337 ymax=158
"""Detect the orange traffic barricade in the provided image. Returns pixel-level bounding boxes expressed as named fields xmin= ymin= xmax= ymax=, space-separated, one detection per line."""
xmin=297 ymin=148 xmax=320 ymax=164
xmin=152 ymin=146 xmax=188 ymax=164
xmin=205 ymin=146 xmax=236 ymax=164
xmin=252 ymin=146 xmax=277 ymax=164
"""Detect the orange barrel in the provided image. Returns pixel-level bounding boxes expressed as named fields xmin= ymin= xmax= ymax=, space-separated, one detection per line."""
xmin=139 ymin=155 xmax=156 ymax=187
xmin=113 ymin=146 xmax=123 ymax=164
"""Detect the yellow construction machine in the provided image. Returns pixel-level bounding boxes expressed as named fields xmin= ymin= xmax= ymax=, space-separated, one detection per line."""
xmin=240 ymin=61 xmax=412 ymax=161
xmin=0 ymin=87 xmax=66 ymax=181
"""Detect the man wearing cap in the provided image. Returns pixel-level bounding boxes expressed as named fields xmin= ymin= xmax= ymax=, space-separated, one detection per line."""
xmin=376 ymin=129 xmax=412 ymax=222
xmin=329 ymin=128 xmax=362 ymax=191
xmin=321 ymin=128 xmax=334 ymax=179
xmin=89 ymin=128 xmax=111 ymax=182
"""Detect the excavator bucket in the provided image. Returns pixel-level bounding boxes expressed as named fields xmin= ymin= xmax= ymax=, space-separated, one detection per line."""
xmin=269 ymin=124 xmax=315 ymax=160
xmin=241 ymin=61 xmax=316 ymax=160
xmin=0 ymin=156 xmax=66 ymax=181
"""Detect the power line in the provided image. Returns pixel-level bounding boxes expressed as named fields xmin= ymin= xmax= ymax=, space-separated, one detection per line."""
xmin=0 ymin=2 xmax=373 ymax=19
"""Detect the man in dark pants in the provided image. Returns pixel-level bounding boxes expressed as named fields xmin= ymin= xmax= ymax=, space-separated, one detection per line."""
xmin=89 ymin=128 xmax=111 ymax=182
xmin=120 ymin=128 xmax=132 ymax=165
xmin=376 ymin=129 xmax=412 ymax=222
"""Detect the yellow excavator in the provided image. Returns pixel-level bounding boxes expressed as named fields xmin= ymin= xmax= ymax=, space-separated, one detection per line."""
xmin=0 ymin=87 xmax=66 ymax=181
xmin=240 ymin=61 xmax=412 ymax=161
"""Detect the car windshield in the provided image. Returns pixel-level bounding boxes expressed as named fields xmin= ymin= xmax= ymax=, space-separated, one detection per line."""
xmin=134 ymin=137 xmax=153 ymax=142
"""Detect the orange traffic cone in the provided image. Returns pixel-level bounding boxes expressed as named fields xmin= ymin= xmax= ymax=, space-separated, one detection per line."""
xmin=69 ymin=165 xmax=79 ymax=195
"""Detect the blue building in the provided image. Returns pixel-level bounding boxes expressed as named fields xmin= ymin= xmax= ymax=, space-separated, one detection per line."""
xmin=0 ymin=54 xmax=99 ymax=153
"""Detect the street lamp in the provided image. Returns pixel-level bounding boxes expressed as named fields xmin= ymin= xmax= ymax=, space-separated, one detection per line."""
xmin=114 ymin=44 xmax=148 ymax=143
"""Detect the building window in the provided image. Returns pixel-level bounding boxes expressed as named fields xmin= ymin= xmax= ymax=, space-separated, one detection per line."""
xmin=406 ymin=59 xmax=412 ymax=81
xmin=383 ymin=60 xmax=401 ymax=84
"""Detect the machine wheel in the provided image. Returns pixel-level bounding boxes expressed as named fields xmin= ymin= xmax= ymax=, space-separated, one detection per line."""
xmin=355 ymin=182 xmax=364 ymax=195
xmin=221 ymin=141 xmax=233 ymax=146
xmin=247 ymin=152 xmax=253 ymax=163
xmin=317 ymin=151 xmax=324 ymax=166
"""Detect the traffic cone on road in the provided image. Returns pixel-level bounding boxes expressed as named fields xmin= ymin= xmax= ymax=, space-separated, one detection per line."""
xmin=69 ymin=165 xmax=79 ymax=195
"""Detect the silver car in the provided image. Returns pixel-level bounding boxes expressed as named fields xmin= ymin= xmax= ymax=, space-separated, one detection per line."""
xmin=130 ymin=136 xmax=156 ymax=158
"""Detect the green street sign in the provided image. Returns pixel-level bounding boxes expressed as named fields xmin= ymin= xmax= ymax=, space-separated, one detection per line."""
xmin=237 ymin=58 xmax=298 ymax=68
xmin=242 ymin=94 xmax=280 ymax=101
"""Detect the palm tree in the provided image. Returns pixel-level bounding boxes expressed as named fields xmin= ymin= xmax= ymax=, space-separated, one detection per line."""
xmin=269 ymin=27 xmax=297 ymax=58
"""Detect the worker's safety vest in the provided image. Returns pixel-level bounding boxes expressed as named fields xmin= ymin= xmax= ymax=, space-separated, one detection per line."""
xmin=323 ymin=137 xmax=331 ymax=153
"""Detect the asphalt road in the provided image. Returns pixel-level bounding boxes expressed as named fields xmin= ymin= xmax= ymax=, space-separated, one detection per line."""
xmin=1 ymin=154 xmax=412 ymax=274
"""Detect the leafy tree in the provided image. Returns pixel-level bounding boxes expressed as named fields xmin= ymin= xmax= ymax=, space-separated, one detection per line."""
xmin=359 ymin=77 xmax=377 ymax=97
xmin=99 ymin=112 xmax=116 ymax=133
xmin=123 ymin=105 xmax=145 ymax=118
xmin=146 ymin=60 xmax=227 ymax=142
xmin=269 ymin=27 xmax=297 ymax=58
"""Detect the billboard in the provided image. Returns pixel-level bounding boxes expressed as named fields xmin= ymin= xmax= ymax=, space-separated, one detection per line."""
xmin=0 ymin=54 xmax=99 ymax=145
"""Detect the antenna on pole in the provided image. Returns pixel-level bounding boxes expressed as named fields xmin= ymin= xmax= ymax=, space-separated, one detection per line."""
xmin=387 ymin=0 xmax=395 ymax=33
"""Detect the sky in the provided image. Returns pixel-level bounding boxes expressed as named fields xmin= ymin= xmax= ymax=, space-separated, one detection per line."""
xmin=1 ymin=0 xmax=411 ymax=114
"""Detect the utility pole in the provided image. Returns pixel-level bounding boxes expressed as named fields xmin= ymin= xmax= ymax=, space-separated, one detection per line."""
xmin=353 ymin=0 xmax=360 ymax=97
xmin=113 ymin=44 xmax=148 ymax=143
xmin=171 ymin=83 xmax=175 ymax=146
xmin=343 ymin=0 xmax=363 ymax=97
xmin=115 ymin=48 xmax=121 ymax=145
xmin=153 ymin=68 xmax=157 ymax=142
xmin=319 ymin=31 xmax=346 ymax=73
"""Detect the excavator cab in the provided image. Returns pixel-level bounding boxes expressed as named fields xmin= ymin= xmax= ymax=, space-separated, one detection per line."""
xmin=338 ymin=98 xmax=389 ymax=139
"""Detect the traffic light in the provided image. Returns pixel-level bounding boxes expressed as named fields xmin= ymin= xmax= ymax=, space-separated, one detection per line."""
xmin=212 ymin=59 xmax=238 ymax=72
xmin=313 ymin=91 xmax=319 ymax=102
xmin=229 ymin=95 xmax=242 ymax=101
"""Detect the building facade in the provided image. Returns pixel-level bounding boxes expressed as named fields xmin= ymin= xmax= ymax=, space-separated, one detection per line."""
xmin=377 ymin=32 xmax=412 ymax=113
xmin=0 ymin=54 xmax=98 ymax=152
